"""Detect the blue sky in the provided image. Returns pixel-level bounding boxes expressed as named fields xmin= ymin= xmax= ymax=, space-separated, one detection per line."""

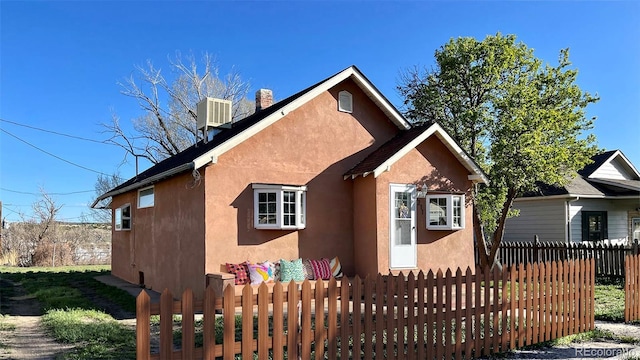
xmin=1 ymin=1 xmax=639 ymax=223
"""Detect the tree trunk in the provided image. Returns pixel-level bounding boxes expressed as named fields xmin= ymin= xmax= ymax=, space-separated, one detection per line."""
xmin=473 ymin=201 xmax=489 ymax=269
xmin=487 ymin=187 xmax=518 ymax=269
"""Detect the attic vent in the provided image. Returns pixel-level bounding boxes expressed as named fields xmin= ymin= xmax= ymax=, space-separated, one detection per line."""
xmin=197 ymin=98 xmax=232 ymax=131
xmin=338 ymin=91 xmax=353 ymax=113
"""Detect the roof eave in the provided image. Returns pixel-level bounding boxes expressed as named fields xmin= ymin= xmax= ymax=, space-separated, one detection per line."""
xmin=369 ymin=123 xmax=489 ymax=184
xmin=90 ymin=162 xmax=195 ymax=208
xmin=192 ymin=66 xmax=412 ymax=170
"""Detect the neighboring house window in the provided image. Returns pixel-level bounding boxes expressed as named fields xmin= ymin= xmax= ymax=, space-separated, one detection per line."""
xmin=253 ymin=184 xmax=307 ymax=230
xmin=338 ymin=90 xmax=353 ymax=113
xmin=426 ymin=194 xmax=465 ymax=230
xmin=115 ymin=204 xmax=131 ymax=231
xmin=582 ymin=211 xmax=608 ymax=241
xmin=138 ymin=186 xmax=154 ymax=208
xmin=632 ymin=218 xmax=640 ymax=242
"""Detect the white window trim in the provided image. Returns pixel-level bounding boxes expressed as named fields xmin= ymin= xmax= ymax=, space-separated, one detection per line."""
xmin=138 ymin=186 xmax=155 ymax=208
xmin=115 ymin=203 xmax=131 ymax=231
xmin=426 ymin=194 xmax=465 ymax=230
xmin=338 ymin=90 xmax=353 ymax=113
xmin=252 ymin=184 xmax=307 ymax=230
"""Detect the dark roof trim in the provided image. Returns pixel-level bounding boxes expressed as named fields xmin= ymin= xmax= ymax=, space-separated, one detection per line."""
xmin=90 ymin=162 xmax=194 ymax=208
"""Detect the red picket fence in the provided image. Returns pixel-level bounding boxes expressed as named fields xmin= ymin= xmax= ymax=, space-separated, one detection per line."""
xmin=625 ymin=254 xmax=640 ymax=322
xmin=136 ymin=258 xmax=595 ymax=360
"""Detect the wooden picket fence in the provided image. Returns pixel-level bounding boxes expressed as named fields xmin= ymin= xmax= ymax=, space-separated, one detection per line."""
xmin=136 ymin=258 xmax=595 ymax=360
xmin=488 ymin=239 xmax=639 ymax=277
xmin=625 ymin=254 xmax=640 ymax=322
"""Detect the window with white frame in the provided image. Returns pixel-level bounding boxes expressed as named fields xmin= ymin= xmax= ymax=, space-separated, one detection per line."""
xmin=115 ymin=204 xmax=131 ymax=231
xmin=426 ymin=194 xmax=465 ymax=230
xmin=138 ymin=186 xmax=154 ymax=208
xmin=253 ymin=184 xmax=307 ymax=230
xmin=338 ymin=90 xmax=353 ymax=113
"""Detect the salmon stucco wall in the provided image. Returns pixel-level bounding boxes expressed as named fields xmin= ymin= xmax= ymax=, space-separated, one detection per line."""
xmin=352 ymin=174 xmax=379 ymax=277
xmin=111 ymin=171 xmax=206 ymax=297
xmin=203 ymin=79 xmax=399 ymax=277
xmin=374 ymin=134 xmax=476 ymax=274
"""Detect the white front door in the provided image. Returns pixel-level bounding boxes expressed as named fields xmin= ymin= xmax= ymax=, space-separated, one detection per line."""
xmin=389 ymin=184 xmax=417 ymax=269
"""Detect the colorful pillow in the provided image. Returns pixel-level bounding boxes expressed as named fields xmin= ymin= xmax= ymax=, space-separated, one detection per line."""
xmin=262 ymin=260 xmax=280 ymax=281
xmin=247 ymin=263 xmax=274 ymax=285
xmin=330 ymin=256 xmax=343 ymax=278
xmin=279 ymin=258 xmax=306 ymax=282
xmin=303 ymin=259 xmax=315 ymax=280
xmin=309 ymin=258 xmax=332 ymax=280
xmin=226 ymin=261 xmax=250 ymax=285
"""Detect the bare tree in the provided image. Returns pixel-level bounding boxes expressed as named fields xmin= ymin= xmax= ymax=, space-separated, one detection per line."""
xmin=88 ymin=172 xmax=122 ymax=223
xmin=104 ymin=52 xmax=255 ymax=164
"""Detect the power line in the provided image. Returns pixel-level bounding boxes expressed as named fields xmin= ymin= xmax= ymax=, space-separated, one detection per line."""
xmin=0 ymin=118 xmax=113 ymax=145
xmin=0 ymin=128 xmax=121 ymax=178
xmin=1 ymin=187 xmax=95 ymax=196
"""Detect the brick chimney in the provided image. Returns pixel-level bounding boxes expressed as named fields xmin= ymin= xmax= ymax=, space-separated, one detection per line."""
xmin=255 ymin=89 xmax=273 ymax=111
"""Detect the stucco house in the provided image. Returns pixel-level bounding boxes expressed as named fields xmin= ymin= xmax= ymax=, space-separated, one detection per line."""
xmin=503 ymin=150 xmax=640 ymax=245
xmin=93 ymin=66 xmax=488 ymax=297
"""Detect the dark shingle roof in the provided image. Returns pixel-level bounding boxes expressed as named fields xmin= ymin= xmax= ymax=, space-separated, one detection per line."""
xmin=344 ymin=124 xmax=432 ymax=177
xmin=106 ymin=73 xmax=336 ymax=195
xmin=578 ymin=150 xmax=616 ymax=177
xmin=522 ymin=150 xmax=639 ymax=198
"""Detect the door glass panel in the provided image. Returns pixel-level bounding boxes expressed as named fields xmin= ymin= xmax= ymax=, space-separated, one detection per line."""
xmin=394 ymin=191 xmax=412 ymax=245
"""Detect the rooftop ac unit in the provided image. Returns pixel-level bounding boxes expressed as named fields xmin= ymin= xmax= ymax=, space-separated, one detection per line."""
xmin=197 ymin=98 xmax=232 ymax=131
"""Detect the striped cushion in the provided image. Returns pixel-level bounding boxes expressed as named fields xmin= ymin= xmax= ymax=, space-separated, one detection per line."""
xmin=330 ymin=256 xmax=343 ymax=278
xmin=309 ymin=258 xmax=332 ymax=280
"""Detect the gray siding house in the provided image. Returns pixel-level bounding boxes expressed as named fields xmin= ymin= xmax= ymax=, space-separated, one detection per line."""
xmin=504 ymin=150 xmax=640 ymax=245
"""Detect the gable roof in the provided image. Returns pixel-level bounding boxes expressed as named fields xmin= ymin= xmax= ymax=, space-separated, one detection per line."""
xmin=92 ymin=66 xmax=411 ymax=207
xmin=519 ymin=149 xmax=640 ymax=200
xmin=344 ymin=122 xmax=489 ymax=184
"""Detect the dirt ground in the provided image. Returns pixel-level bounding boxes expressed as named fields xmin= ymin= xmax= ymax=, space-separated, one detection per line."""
xmin=1 ymin=276 xmax=640 ymax=359
xmin=0 ymin=277 xmax=135 ymax=360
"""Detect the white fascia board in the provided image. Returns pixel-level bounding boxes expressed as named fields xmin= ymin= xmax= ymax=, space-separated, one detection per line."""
xmin=90 ymin=162 xmax=194 ymax=208
xmin=193 ymin=67 xmax=411 ymax=170
xmin=252 ymin=183 xmax=308 ymax=191
xmin=513 ymin=193 xmax=640 ymax=202
xmin=371 ymin=123 xmax=489 ymax=184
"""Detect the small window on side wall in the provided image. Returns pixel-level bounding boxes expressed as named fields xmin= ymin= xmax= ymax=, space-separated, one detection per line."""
xmin=426 ymin=194 xmax=465 ymax=230
xmin=338 ymin=90 xmax=353 ymax=113
xmin=115 ymin=204 xmax=131 ymax=231
xmin=138 ymin=186 xmax=154 ymax=208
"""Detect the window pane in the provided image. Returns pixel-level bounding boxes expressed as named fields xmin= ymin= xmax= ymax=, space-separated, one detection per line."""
xmin=300 ymin=193 xmax=306 ymax=225
xmin=139 ymin=188 xmax=154 ymax=208
xmin=395 ymin=220 xmax=411 ymax=245
xmin=283 ymin=191 xmax=296 ymax=226
xmin=258 ymin=191 xmax=278 ymax=225
xmin=115 ymin=208 xmax=122 ymax=227
xmin=429 ymin=197 xmax=448 ymax=226
xmin=452 ymin=196 xmax=462 ymax=228
xmin=395 ymin=192 xmax=411 ymax=219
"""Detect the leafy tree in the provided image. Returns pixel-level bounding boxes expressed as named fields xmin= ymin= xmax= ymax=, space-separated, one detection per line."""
xmin=104 ymin=52 xmax=255 ymax=165
xmin=398 ymin=33 xmax=599 ymax=268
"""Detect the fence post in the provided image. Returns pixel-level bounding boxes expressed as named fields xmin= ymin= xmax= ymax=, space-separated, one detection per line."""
xmin=533 ymin=236 xmax=540 ymax=263
xmin=136 ymin=290 xmax=150 ymax=360
xmin=633 ymin=240 xmax=639 ymax=256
